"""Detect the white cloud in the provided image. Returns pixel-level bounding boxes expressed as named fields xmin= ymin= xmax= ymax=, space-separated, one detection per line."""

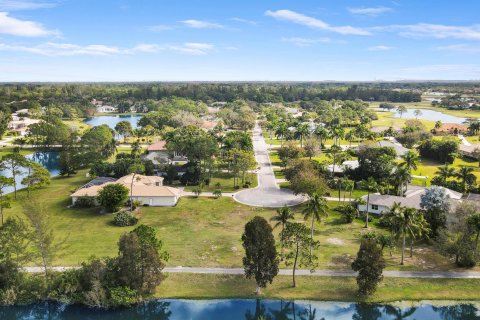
xmin=0 ymin=0 xmax=56 ymax=11
xmin=0 ymin=11 xmax=57 ymax=36
xmin=180 ymin=19 xmax=224 ymax=29
xmin=436 ymin=44 xmax=480 ymax=53
xmin=148 ymin=24 xmax=174 ymax=32
xmin=282 ymin=37 xmax=330 ymax=47
xmin=265 ymin=9 xmax=371 ymax=36
xmin=231 ymin=17 xmax=256 ymax=25
xmin=168 ymin=42 xmax=214 ymax=55
xmin=0 ymin=42 xmax=214 ymax=56
xmin=348 ymin=7 xmax=392 ymax=16
xmin=375 ymin=23 xmax=480 ymax=40
xmin=368 ymin=45 xmax=393 ymax=51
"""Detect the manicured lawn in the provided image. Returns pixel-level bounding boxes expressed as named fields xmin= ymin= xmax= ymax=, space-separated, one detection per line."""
xmin=3 ymin=170 xmax=460 ymax=272
xmin=184 ymin=172 xmax=258 ymax=192
xmin=413 ymin=156 xmax=480 ymax=180
xmin=156 ymin=273 xmax=480 ymax=302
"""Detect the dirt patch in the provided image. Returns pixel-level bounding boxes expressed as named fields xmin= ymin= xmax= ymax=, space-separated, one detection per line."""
xmin=326 ymin=237 xmax=345 ymax=245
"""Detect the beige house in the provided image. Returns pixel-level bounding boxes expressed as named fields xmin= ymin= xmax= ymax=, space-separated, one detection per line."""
xmin=70 ymin=173 xmax=181 ymax=207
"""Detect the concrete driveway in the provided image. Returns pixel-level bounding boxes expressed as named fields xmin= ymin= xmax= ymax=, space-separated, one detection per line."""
xmin=233 ymin=121 xmax=305 ymax=207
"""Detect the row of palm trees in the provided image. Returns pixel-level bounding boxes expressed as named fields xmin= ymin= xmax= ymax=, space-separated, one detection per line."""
xmin=270 ymin=195 xmax=430 ymax=266
xmin=435 ymin=164 xmax=477 ymax=193
xmin=269 ymin=120 xmax=374 ymax=148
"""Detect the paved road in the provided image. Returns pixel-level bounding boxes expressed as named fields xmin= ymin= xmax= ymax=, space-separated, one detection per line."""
xmin=23 ymin=266 xmax=480 ymax=278
xmin=233 ymin=122 xmax=305 ymax=207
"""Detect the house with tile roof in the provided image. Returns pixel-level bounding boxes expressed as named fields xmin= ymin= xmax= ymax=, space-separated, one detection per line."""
xmin=70 ymin=174 xmax=181 ymax=207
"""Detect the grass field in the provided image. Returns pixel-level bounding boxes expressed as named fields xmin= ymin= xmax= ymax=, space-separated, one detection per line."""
xmin=413 ymin=156 xmax=480 ymax=181
xmin=157 ymin=273 xmax=480 ymax=302
xmin=2 ymin=171 xmax=457 ymax=271
xmin=183 ymin=172 xmax=258 ymax=192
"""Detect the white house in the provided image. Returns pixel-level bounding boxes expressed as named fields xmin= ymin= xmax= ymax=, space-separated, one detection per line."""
xmin=96 ymin=105 xmax=117 ymax=113
xmin=70 ymin=173 xmax=181 ymax=207
xmin=358 ymin=186 xmax=462 ymax=215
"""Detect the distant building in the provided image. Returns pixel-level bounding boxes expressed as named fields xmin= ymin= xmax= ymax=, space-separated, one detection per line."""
xmin=326 ymin=160 xmax=359 ymax=175
xmin=433 ymin=123 xmax=468 ymax=135
xmin=70 ymin=173 xmax=181 ymax=207
xmin=96 ymin=105 xmax=117 ymax=113
xmin=145 ymin=141 xmax=187 ymax=165
xmin=358 ymin=186 xmax=462 ymax=215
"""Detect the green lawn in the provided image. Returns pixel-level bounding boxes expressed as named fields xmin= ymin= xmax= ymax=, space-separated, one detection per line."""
xmin=413 ymin=156 xmax=480 ymax=180
xmin=2 ymin=170 xmax=461 ymax=272
xmin=0 ymin=146 xmax=35 ymax=157
xmin=183 ymin=172 xmax=258 ymax=192
xmin=157 ymin=273 xmax=480 ymax=302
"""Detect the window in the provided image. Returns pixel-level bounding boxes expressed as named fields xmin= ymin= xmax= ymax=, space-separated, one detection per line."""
xmin=371 ymin=204 xmax=378 ymax=210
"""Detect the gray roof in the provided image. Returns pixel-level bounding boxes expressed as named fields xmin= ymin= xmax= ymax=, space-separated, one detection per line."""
xmin=377 ymin=140 xmax=410 ymax=157
xmin=82 ymin=177 xmax=117 ymax=188
xmin=362 ymin=186 xmax=462 ymax=210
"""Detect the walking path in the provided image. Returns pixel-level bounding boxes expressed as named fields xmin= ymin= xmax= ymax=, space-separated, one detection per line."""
xmin=22 ymin=266 xmax=480 ymax=279
xmin=458 ymin=134 xmax=471 ymax=146
xmin=233 ymin=121 xmax=305 ymax=207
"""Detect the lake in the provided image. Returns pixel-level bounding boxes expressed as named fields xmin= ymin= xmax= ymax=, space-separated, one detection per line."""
xmin=1 ymin=151 xmax=60 ymax=195
xmin=83 ymin=115 xmax=143 ymax=130
xmin=0 ymin=299 xmax=478 ymax=319
xmin=378 ymin=108 xmax=473 ymax=124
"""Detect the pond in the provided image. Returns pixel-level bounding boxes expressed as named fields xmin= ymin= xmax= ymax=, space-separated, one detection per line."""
xmin=83 ymin=115 xmax=142 ymax=130
xmin=0 ymin=299 xmax=478 ymax=319
xmin=1 ymin=151 xmax=60 ymax=195
xmin=378 ymin=108 xmax=474 ymax=124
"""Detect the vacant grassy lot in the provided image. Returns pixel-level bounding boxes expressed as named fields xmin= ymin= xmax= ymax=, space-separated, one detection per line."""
xmin=413 ymin=156 xmax=480 ymax=181
xmin=183 ymin=171 xmax=258 ymax=193
xmin=2 ymin=170 xmax=461 ymax=272
xmin=157 ymin=273 xmax=480 ymax=302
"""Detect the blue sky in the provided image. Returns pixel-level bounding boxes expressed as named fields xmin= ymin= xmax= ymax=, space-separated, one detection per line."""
xmin=0 ymin=0 xmax=479 ymax=81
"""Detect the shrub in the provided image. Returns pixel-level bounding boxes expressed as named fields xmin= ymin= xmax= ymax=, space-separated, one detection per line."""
xmin=213 ymin=189 xmax=222 ymax=198
xmin=108 ymin=286 xmax=139 ymax=307
xmin=113 ymin=211 xmax=138 ymax=227
xmin=74 ymin=197 xmax=96 ymax=208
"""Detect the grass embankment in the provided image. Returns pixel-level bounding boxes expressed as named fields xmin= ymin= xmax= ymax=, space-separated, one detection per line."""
xmin=157 ymin=273 xmax=480 ymax=302
xmin=0 ymin=146 xmax=35 ymax=157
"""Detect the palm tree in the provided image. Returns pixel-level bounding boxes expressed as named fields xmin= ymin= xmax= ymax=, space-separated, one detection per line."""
xmin=397 ymin=105 xmax=407 ymax=118
xmin=328 ymin=144 xmax=342 ymax=175
xmin=314 ymin=126 xmax=329 ymax=149
xmin=401 ymin=150 xmax=419 ymax=173
xmin=383 ymin=205 xmax=428 ymax=265
xmin=266 ymin=120 xmax=278 ymax=140
xmin=434 ymin=120 xmax=442 ymax=130
xmin=414 ymin=109 xmax=423 ymax=119
xmin=345 ymin=131 xmax=356 ymax=147
xmin=331 ymin=127 xmax=345 ymax=146
xmin=456 ymin=166 xmax=476 ymax=194
xmin=435 ymin=164 xmax=455 ymax=184
xmin=361 ymin=177 xmax=378 ymax=228
xmin=295 ymin=123 xmax=310 ymax=147
xmin=395 ymin=165 xmax=411 ymax=197
xmin=275 ymin=122 xmax=289 ymax=146
xmin=270 ymin=206 xmax=295 ymax=257
xmin=302 ymin=193 xmax=329 ymax=253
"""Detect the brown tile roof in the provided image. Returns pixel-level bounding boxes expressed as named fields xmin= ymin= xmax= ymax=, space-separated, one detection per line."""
xmin=147 ymin=141 xmax=167 ymax=151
